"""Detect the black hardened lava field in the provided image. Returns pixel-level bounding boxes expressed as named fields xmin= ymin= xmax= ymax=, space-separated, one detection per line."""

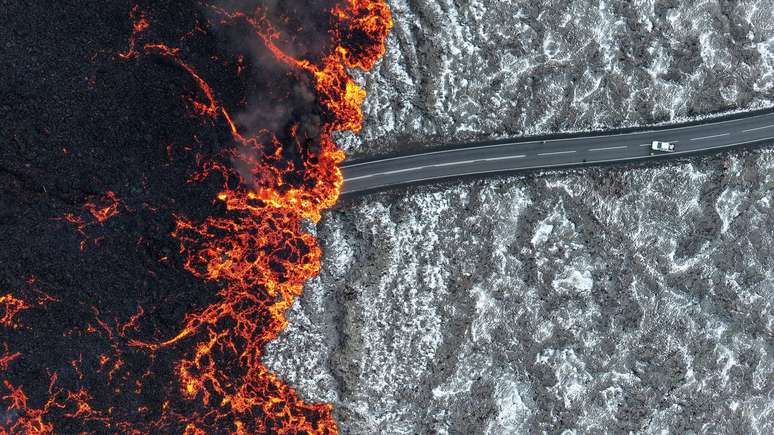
xmin=1 ymin=1 xmax=391 ymax=433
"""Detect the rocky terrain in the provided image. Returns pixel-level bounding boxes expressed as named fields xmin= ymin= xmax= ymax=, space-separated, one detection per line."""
xmin=266 ymin=0 xmax=774 ymax=433
xmin=270 ymin=150 xmax=774 ymax=433
xmin=337 ymin=0 xmax=774 ymax=159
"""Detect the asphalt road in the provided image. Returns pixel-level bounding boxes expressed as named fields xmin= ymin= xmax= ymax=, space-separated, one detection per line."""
xmin=341 ymin=110 xmax=774 ymax=195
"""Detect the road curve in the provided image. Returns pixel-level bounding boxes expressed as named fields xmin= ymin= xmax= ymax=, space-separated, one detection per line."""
xmin=340 ymin=110 xmax=774 ymax=195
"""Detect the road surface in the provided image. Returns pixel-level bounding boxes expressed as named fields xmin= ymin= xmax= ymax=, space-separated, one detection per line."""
xmin=341 ymin=110 xmax=774 ymax=195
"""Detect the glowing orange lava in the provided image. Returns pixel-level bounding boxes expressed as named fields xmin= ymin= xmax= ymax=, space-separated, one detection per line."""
xmin=134 ymin=2 xmax=391 ymax=431
xmin=60 ymin=191 xmax=125 ymax=251
xmin=1 ymin=1 xmax=391 ymax=433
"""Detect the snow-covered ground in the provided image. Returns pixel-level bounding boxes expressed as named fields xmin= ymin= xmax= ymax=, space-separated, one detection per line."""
xmin=269 ymin=151 xmax=774 ymax=433
xmin=338 ymin=0 xmax=774 ymax=159
xmin=266 ymin=0 xmax=774 ymax=433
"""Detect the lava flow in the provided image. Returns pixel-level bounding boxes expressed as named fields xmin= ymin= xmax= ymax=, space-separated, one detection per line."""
xmin=1 ymin=0 xmax=391 ymax=433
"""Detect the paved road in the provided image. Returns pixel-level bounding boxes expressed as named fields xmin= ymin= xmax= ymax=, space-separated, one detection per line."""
xmin=341 ymin=110 xmax=774 ymax=195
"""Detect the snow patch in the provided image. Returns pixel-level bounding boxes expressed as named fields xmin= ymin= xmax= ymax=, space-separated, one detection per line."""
xmin=531 ymin=222 xmax=554 ymax=247
xmin=553 ymin=267 xmax=593 ymax=293
xmin=716 ymin=187 xmax=744 ymax=234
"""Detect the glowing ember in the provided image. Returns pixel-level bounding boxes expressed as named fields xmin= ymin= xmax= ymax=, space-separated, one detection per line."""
xmin=0 ymin=295 xmax=30 ymax=330
xmin=117 ymin=5 xmax=149 ymax=60
xmin=1 ymin=1 xmax=391 ymax=433
xmin=60 ymin=191 xmax=125 ymax=251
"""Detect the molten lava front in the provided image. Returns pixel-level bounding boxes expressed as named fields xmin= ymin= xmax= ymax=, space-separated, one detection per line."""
xmin=1 ymin=1 xmax=391 ymax=433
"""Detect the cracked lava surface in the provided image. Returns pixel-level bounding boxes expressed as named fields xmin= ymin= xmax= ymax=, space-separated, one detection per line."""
xmin=1 ymin=0 xmax=391 ymax=433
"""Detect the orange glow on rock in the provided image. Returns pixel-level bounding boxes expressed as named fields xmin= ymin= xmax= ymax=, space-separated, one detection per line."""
xmin=2 ymin=1 xmax=391 ymax=433
xmin=0 ymin=294 xmax=30 ymax=329
xmin=83 ymin=191 xmax=122 ymax=224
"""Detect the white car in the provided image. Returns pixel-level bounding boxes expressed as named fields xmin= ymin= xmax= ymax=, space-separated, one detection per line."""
xmin=651 ymin=140 xmax=675 ymax=152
